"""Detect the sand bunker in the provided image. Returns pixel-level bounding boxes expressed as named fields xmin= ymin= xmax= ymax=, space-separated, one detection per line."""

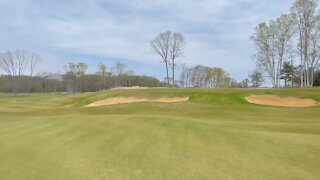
xmin=86 ymin=96 xmax=189 ymax=107
xmin=245 ymin=94 xmax=319 ymax=107
xmin=111 ymin=86 xmax=148 ymax=90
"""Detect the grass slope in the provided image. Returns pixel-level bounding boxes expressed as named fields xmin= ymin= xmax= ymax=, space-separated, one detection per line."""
xmin=0 ymin=88 xmax=319 ymax=180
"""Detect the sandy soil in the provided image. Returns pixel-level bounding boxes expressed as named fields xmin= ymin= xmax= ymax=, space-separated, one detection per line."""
xmin=111 ymin=86 xmax=148 ymax=90
xmin=245 ymin=94 xmax=319 ymax=107
xmin=86 ymin=96 xmax=189 ymax=107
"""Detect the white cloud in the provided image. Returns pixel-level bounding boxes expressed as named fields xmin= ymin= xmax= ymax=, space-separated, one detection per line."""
xmin=0 ymin=0 xmax=295 ymax=80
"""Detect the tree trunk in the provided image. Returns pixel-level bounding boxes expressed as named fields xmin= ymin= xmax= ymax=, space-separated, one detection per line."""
xmin=306 ymin=60 xmax=310 ymax=87
xmin=310 ymin=66 xmax=314 ymax=87
xmin=300 ymin=54 xmax=304 ymax=87
xmin=172 ymin=62 xmax=175 ymax=86
xmin=284 ymin=78 xmax=287 ymax=87
xmin=165 ymin=62 xmax=169 ymax=86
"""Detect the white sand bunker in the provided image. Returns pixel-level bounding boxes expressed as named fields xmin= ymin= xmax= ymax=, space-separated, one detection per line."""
xmin=245 ymin=94 xmax=319 ymax=107
xmin=86 ymin=96 xmax=189 ymax=107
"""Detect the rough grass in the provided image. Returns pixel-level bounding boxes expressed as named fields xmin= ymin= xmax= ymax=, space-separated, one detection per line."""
xmin=0 ymin=88 xmax=319 ymax=180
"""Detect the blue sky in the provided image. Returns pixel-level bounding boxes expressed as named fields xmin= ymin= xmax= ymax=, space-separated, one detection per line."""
xmin=0 ymin=0 xmax=295 ymax=80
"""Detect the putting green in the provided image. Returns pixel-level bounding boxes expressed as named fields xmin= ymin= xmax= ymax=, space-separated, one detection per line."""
xmin=0 ymin=88 xmax=319 ymax=180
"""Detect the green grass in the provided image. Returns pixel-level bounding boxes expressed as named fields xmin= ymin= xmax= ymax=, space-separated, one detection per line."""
xmin=0 ymin=88 xmax=319 ymax=180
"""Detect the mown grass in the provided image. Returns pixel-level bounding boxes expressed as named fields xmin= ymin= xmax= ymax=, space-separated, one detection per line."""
xmin=0 ymin=88 xmax=319 ymax=180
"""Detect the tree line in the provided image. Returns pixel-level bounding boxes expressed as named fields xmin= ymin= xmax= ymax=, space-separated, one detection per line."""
xmin=178 ymin=65 xmax=238 ymax=88
xmin=251 ymin=0 xmax=320 ymax=87
xmin=0 ymin=50 xmax=163 ymax=93
xmin=0 ymin=50 xmax=41 ymax=93
xmin=0 ymin=48 xmax=240 ymax=93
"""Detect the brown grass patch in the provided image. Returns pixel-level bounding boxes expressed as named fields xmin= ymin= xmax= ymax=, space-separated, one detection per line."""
xmin=245 ymin=94 xmax=319 ymax=107
xmin=86 ymin=96 xmax=189 ymax=107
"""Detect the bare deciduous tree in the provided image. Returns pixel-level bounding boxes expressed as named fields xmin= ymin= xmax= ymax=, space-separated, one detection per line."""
xmin=76 ymin=62 xmax=88 ymax=92
xmin=29 ymin=53 xmax=41 ymax=77
xmin=273 ymin=14 xmax=295 ymax=86
xmin=251 ymin=14 xmax=294 ymax=87
xmin=308 ymin=15 xmax=320 ymax=86
xmin=0 ymin=51 xmax=16 ymax=77
xmin=98 ymin=63 xmax=107 ymax=77
xmin=251 ymin=22 xmax=279 ymax=87
xmin=0 ymin=50 xmax=40 ymax=93
xmin=151 ymin=31 xmax=186 ymax=86
xmin=170 ymin=32 xmax=186 ymax=86
xmin=28 ymin=53 xmax=41 ymax=92
xmin=112 ymin=62 xmax=126 ymax=87
xmin=291 ymin=0 xmax=317 ymax=87
xmin=179 ymin=65 xmax=235 ymax=87
xmin=98 ymin=63 xmax=107 ymax=90
xmin=179 ymin=63 xmax=189 ymax=87
xmin=151 ymin=31 xmax=172 ymax=85
xmin=63 ymin=62 xmax=88 ymax=92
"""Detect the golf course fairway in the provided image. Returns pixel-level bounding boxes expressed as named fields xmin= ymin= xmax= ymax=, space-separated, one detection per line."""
xmin=0 ymin=88 xmax=319 ymax=180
